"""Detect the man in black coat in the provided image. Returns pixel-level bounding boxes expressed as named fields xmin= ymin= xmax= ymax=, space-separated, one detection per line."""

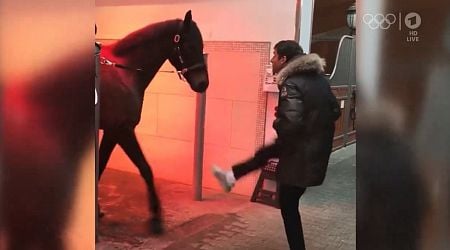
xmin=213 ymin=40 xmax=341 ymax=250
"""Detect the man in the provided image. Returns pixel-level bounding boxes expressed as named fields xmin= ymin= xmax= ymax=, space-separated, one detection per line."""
xmin=213 ymin=40 xmax=341 ymax=250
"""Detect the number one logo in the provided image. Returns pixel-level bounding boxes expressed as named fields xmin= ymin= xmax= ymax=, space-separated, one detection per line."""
xmin=405 ymin=12 xmax=421 ymax=29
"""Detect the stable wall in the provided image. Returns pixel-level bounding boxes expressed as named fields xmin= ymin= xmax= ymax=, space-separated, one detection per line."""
xmin=96 ymin=1 xmax=295 ymax=195
xmin=96 ymin=0 xmax=295 ymax=51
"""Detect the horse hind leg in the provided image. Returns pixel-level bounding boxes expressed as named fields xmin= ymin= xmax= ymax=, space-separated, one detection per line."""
xmin=117 ymin=129 xmax=163 ymax=234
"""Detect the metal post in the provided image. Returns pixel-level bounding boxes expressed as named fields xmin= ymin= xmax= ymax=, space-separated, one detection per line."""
xmin=343 ymin=38 xmax=355 ymax=146
xmin=193 ymin=92 xmax=206 ymax=201
xmin=193 ymin=53 xmax=208 ymax=201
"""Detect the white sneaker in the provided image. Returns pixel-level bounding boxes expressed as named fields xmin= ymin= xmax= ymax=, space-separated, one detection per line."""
xmin=212 ymin=165 xmax=234 ymax=192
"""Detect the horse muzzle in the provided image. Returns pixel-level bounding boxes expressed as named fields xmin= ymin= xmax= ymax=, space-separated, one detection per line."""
xmin=184 ymin=60 xmax=209 ymax=93
xmin=190 ymin=79 xmax=209 ymax=93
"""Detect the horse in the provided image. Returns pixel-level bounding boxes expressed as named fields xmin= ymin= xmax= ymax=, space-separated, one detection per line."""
xmin=98 ymin=10 xmax=209 ymax=234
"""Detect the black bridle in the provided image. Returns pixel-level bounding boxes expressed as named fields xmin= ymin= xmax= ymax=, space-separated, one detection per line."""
xmin=167 ymin=33 xmax=206 ymax=81
xmin=99 ymin=30 xmax=206 ymax=82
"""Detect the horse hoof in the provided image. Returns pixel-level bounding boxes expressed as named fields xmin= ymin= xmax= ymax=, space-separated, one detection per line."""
xmin=149 ymin=218 xmax=164 ymax=235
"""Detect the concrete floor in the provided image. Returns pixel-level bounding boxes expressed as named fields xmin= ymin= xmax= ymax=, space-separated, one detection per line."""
xmin=96 ymin=144 xmax=355 ymax=250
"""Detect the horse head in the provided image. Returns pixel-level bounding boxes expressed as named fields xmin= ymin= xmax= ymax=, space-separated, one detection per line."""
xmin=167 ymin=11 xmax=209 ymax=93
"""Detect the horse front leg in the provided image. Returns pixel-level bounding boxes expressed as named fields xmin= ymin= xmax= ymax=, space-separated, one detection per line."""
xmin=99 ymin=131 xmax=118 ymax=179
xmin=117 ymin=129 xmax=163 ymax=235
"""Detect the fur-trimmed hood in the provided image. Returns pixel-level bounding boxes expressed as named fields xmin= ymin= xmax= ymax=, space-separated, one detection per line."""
xmin=276 ymin=53 xmax=326 ymax=85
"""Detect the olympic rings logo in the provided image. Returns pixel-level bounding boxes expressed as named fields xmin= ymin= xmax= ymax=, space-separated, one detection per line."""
xmin=363 ymin=13 xmax=397 ymax=30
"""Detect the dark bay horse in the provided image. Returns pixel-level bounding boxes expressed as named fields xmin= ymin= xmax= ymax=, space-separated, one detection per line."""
xmin=98 ymin=11 xmax=209 ymax=234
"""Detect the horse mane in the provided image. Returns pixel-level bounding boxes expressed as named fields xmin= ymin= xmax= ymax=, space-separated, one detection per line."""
xmin=112 ymin=19 xmax=182 ymax=55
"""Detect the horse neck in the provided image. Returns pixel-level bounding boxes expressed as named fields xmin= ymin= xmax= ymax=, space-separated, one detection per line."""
xmin=114 ymin=20 xmax=182 ymax=92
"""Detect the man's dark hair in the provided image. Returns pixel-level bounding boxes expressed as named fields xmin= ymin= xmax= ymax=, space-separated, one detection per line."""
xmin=274 ymin=40 xmax=304 ymax=62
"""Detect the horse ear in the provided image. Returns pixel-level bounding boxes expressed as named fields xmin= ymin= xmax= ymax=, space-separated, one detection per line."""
xmin=183 ymin=10 xmax=192 ymax=29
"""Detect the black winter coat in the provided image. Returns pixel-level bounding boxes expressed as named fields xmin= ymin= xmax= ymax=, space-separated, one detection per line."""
xmin=273 ymin=53 xmax=341 ymax=187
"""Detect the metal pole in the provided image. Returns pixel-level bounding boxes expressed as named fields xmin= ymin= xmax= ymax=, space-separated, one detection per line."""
xmin=193 ymin=53 xmax=208 ymax=201
xmin=193 ymin=92 xmax=206 ymax=201
xmin=343 ymin=38 xmax=355 ymax=146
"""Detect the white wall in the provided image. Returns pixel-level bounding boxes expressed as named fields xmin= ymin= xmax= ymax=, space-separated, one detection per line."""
xmin=96 ymin=0 xmax=296 ymax=53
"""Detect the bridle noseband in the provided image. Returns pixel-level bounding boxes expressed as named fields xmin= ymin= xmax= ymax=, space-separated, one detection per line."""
xmin=169 ymin=33 xmax=206 ymax=81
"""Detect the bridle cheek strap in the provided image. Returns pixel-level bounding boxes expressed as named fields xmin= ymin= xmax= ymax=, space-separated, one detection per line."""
xmin=172 ymin=25 xmax=206 ymax=80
